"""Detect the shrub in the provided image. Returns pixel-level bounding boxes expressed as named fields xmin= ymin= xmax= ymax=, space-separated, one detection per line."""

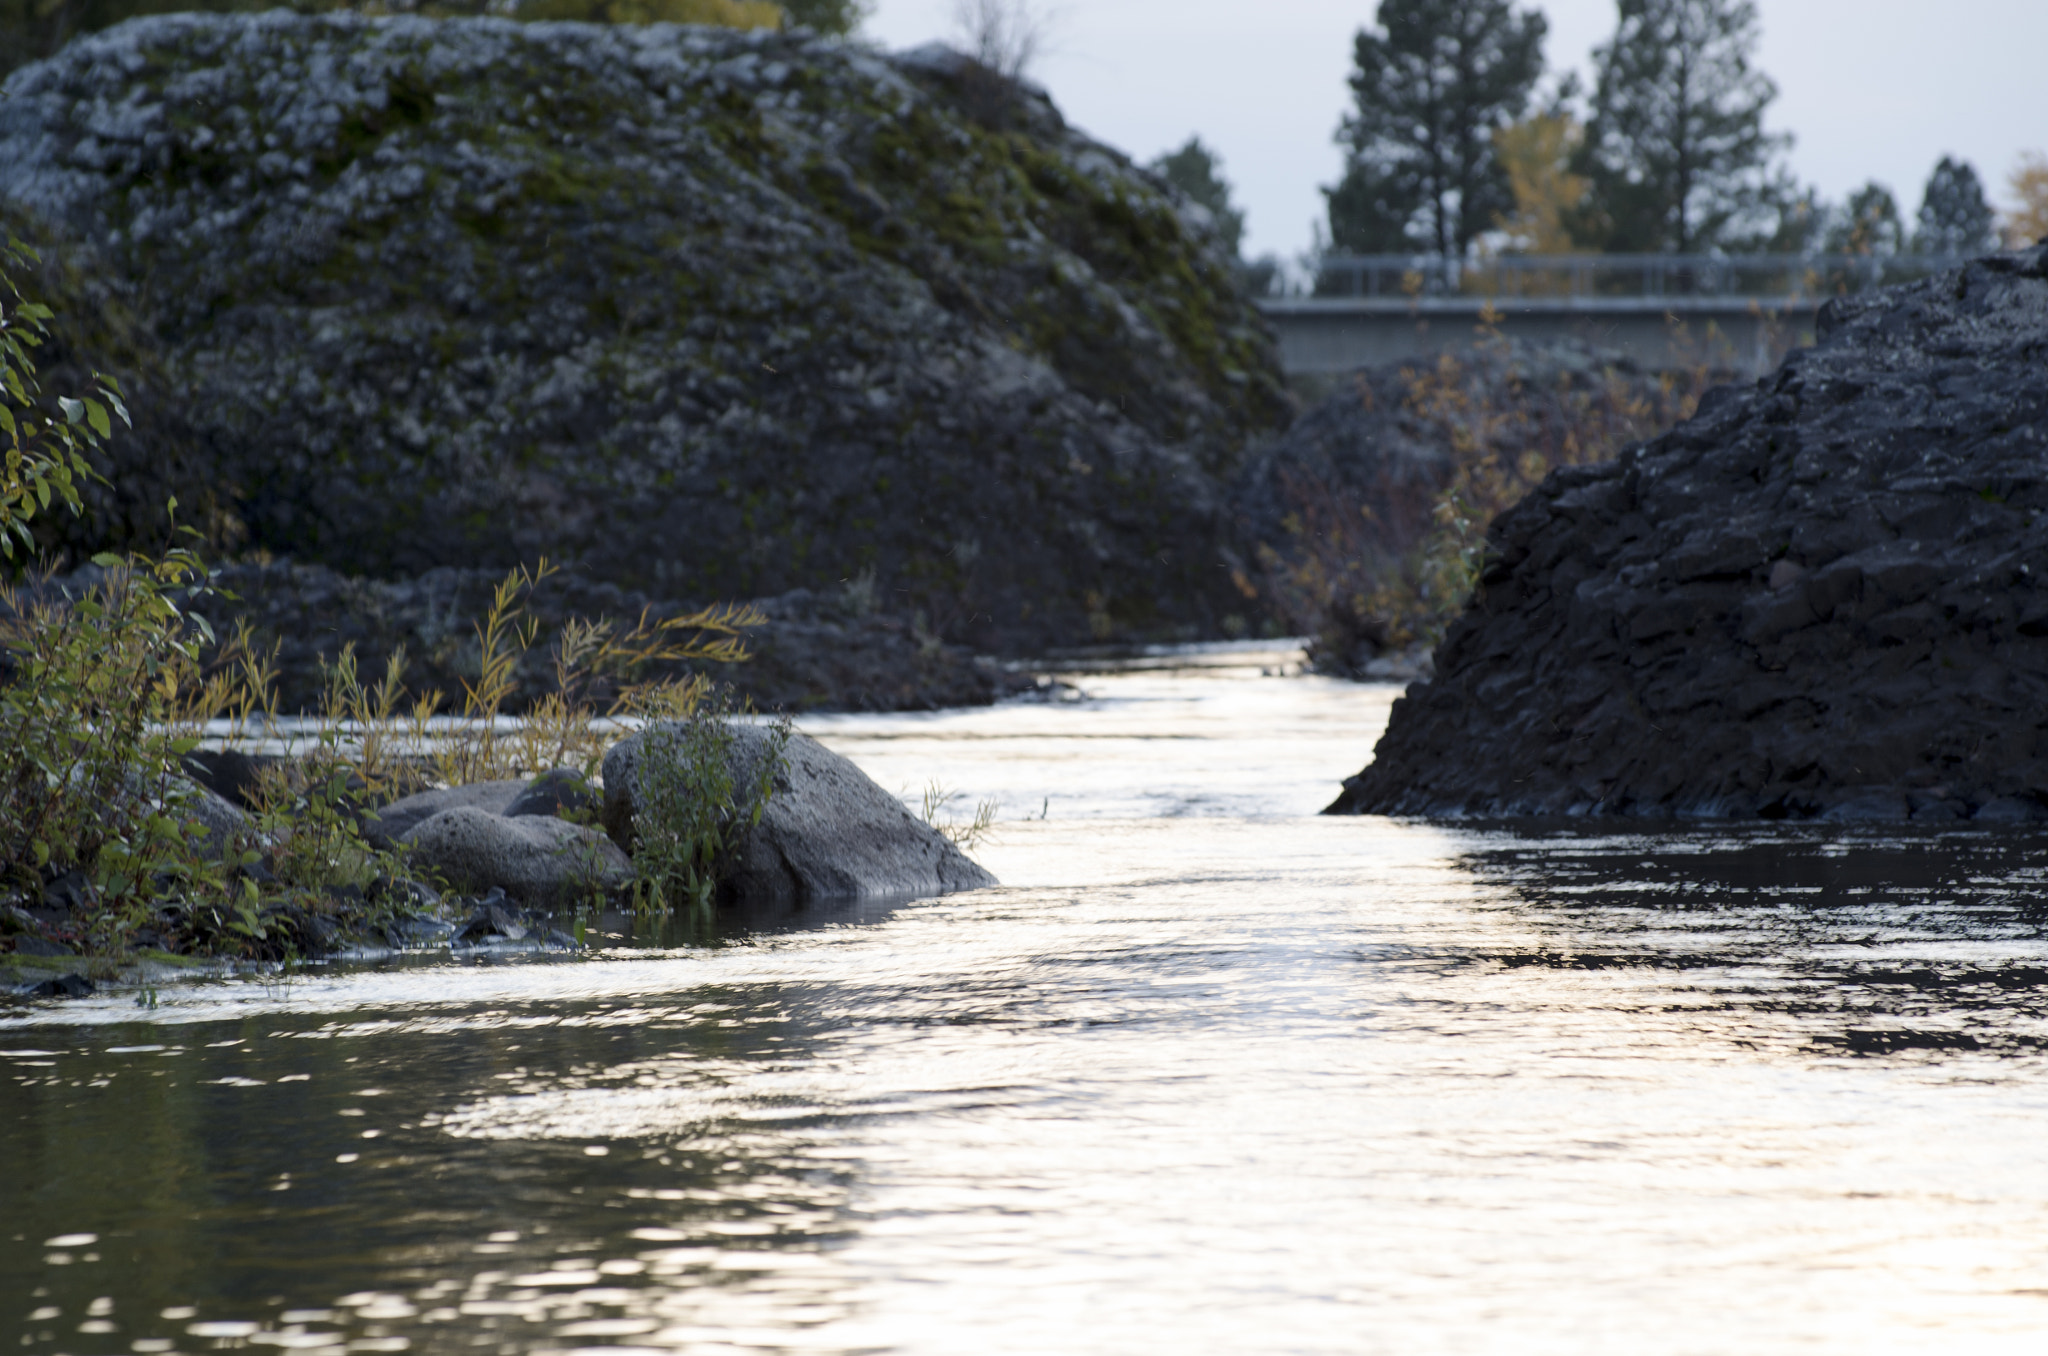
xmin=626 ymin=691 xmax=790 ymax=912
xmin=1 ymin=240 xmax=766 ymax=962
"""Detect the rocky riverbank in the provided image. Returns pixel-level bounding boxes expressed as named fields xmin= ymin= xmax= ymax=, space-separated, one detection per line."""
xmin=6 ymin=719 xmax=995 ymax=996
xmin=1332 ymin=243 xmax=2048 ymax=821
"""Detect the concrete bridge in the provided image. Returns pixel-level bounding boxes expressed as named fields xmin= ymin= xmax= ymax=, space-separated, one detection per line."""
xmin=1255 ymin=252 xmax=1966 ymax=378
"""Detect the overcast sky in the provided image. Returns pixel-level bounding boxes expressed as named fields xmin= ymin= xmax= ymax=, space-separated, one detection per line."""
xmin=861 ymin=0 xmax=2048 ymax=261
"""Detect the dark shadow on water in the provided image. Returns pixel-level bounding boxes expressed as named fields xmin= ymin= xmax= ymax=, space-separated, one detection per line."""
xmin=1441 ymin=821 xmax=2048 ymax=1060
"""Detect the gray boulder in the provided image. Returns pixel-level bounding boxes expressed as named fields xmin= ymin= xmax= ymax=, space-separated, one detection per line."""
xmin=177 ymin=782 xmax=252 ymax=858
xmin=402 ymin=806 xmax=630 ymax=910
xmin=366 ymin=780 xmax=526 ymax=848
xmin=603 ymin=723 xmax=996 ymax=904
xmin=1331 ymin=244 xmax=2048 ymax=821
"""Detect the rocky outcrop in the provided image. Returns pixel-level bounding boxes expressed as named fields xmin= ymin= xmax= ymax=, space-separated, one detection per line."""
xmin=603 ymin=721 xmax=995 ymax=901
xmin=0 ymin=14 xmax=1287 ymax=652
xmin=1332 ymin=244 xmax=2048 ymax=821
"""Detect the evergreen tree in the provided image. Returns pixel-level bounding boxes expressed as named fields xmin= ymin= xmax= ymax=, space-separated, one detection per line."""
xmin=1824 ymin=181 xmax=1904 ymax=256
xmin=1150 ymin=138 xmax=1246 ymax=257
xmin=1326 ymin=0 xmax=1548 ymax=258
xmin=1573 ymin=0 xmax=1788 ymax=253
xmin=1915 ymin=156 xmax=1997 ymax=256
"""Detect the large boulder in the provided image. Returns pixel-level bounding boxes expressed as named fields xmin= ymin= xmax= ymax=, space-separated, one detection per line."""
xmin=1332 ymin=244 xmax=2048 ymax=821
xmin=0 ymin=14 xmax=1288 ymax=652
xmin=603 ymin=722 xmax=995 ymax=903
xmin=403 ymin=805 xmax=631 ymax=909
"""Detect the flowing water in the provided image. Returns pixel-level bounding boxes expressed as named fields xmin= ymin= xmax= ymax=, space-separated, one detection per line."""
xmin=10 ymin=652 xmax=2048 ymax=1353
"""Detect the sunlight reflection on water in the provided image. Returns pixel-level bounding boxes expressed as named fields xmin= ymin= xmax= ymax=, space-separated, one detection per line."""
xmin=10 ymin=662 xmax=2048 ymax=1353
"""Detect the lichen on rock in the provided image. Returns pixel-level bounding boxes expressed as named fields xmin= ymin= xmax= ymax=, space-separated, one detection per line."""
xmin=0 ymin=13 xmax=1288 ymax=653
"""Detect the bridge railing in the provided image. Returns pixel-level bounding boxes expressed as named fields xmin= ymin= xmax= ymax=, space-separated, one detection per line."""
xmin=1310 ymin=252 xmax=1974 ymax=302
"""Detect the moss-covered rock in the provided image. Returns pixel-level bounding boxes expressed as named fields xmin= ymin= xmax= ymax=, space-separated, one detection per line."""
xmin=0 ymin=14 xmax=1289 ymax=650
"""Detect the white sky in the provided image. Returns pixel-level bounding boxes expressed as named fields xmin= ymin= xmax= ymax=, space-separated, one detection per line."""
xmin=861 ymin=0 xmax=2048 ymax=261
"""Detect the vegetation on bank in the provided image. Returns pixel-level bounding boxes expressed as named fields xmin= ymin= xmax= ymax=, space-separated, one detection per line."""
xmin=1 ymin=235 xmax=795 ymax=976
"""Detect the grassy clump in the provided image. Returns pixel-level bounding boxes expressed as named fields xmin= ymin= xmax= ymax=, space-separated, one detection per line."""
xmin=626 ymin=690 xmax=790 ymax=913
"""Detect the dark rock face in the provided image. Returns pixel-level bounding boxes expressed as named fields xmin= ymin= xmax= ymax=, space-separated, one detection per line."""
xmin=0 ymin=14 xmax=1287 ymax=652
xmin=1332 ymin=244 xmax=2048 ymax=821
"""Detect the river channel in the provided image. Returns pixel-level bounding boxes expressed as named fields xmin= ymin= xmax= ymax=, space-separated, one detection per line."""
xmin=9 ymin=653 xmax=2048 ymax=1353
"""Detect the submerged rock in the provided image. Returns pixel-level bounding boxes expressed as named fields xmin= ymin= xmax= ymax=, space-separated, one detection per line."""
xmin=1331 ymin=244 xmax=2048 ymax=821
xmin=0 ymin=13 xmax=1286 ymax=653
xmin=603 ymin=722 xmax=996 ymax=902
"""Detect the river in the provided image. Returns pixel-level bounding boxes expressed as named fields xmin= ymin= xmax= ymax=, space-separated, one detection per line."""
xmin=8 ymin=653 xmax=2048 ymax=1353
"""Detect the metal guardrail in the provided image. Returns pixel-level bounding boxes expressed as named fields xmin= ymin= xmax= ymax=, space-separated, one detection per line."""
xmin=1312 ymin=252 xmax=1973 ymax=301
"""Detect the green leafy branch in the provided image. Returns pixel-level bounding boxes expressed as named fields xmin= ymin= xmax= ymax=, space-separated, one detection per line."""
xmin=0 ymin=233 xmax=128 ymax=559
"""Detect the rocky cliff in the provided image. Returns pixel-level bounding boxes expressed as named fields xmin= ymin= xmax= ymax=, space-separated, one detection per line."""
xmin=1332 ymin=244 xmax=2048 ymax=821
xmin=0 ymin=14 xmax=1287 ymax=653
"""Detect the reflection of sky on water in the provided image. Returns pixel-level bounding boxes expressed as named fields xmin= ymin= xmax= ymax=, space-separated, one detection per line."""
xmin=11 ymin=666 xmax=2048 ymax=1353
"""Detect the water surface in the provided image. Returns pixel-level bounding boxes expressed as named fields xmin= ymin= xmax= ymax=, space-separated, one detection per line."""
xmin=9 ymin=660 xmax=2048 ymax=1353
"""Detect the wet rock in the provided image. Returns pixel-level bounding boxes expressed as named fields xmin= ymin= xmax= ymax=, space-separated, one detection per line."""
xmin=29 ymin=973 xmax=94 ymax=999
xmin=0 ymin=15 xmax=1286 ymax=656
xmin=404 ymin=806 xmax=631 ymax=911
xmin=384 ymin=915 xmax=455 ymax=949
xmin=1331 ymin=244 xmax=2048 ymax=821
xmin=503 ymin=770 xmax=595 ymax=821
xmin=602 ymin=723 xmax=997 ymax=904
xmin=366 ymin=781 xmax=527 ymax=849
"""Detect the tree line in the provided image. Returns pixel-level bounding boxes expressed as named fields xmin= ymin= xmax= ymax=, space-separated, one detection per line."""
xmin=1151 ymin=0 xmax=2048 ymax=289
xmin=1324 ymin=0 xmax=2037 ymax=261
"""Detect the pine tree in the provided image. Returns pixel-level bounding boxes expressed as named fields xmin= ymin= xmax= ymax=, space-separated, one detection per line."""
xmin=1573 ymin=0 xmax=1788 ymax=253
xmin=1150 ymin=138 xmax=1246 ymax=257
xmin=1915 ymin=157 xmax=1997 ymax=257
xmin=1824 ymin=182 xmax=1904 ymax=256
xmin=1326 ymin=0 xmax=1547 ymax=258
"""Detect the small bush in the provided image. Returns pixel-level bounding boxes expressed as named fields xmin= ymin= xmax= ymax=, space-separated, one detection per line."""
xmin=627 ymin=692 xmax=790 ymax=912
